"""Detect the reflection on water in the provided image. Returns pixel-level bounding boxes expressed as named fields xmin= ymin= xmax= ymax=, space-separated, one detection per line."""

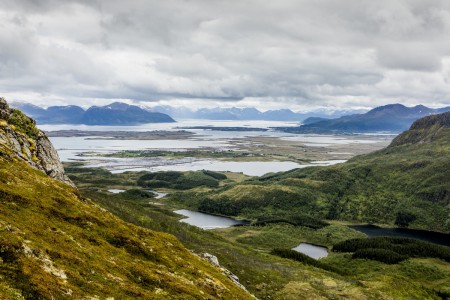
xmin=175 ymin=209 xmax=247 ymax=229
xmin=292 ymin=243 xmax=328 ymax=259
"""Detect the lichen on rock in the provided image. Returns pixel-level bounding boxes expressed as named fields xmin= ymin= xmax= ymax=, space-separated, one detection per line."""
xmin=0 ymin=97 xmax=74 ymax=187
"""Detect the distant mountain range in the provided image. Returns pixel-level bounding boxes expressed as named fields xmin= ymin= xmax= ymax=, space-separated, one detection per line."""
xmin=11 ymin=101 xmax=450 ymax=131
xmin=11 ymin=102 xmax=175 ymax=125
xmin=282 ymin=104 xmax=450 ymax=133
xmin=10 ymin=102 xmax=367 ymax=123
xmin=151 ymin=106 xmax=366 ymax=121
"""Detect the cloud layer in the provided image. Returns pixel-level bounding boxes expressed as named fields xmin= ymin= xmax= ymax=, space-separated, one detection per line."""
xmin=1 ymin=0 xmax=450 ymax=110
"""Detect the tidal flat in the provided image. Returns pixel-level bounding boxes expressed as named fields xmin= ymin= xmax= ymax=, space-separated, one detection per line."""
xmin=48 ymin=121 xmax=392 ymax=176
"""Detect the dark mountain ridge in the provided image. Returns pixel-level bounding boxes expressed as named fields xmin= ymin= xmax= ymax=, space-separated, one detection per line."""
xmin=82 ymin=102 xmax=174 ymax=125
xmin=284 ymin=103 xmax=450 ymax=133
xmin=12 ymin=102 xmax=175 ymax=125
xmin=152 ymin=105 xmax=366 ymax=121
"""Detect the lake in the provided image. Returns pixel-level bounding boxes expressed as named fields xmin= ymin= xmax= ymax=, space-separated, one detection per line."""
xmin=176 ymin=209 xmax=330 ymax=260
xmin=350 ymin=225 xmax=450 ymax=247
xmin=292 ymin=243 xmax=329 ymax=259
xmin=175 ymin=209 xmax=248 ymax=229
xmin=151 ymin=159 xmax=346 ymax=175
xmin=39 ymin=119 xmax=301 ymax=133
xmin=109 ymin=159 xmax=304 ymax=176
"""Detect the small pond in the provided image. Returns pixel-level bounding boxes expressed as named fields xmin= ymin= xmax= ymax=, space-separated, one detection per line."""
xmin=175 ymin=209 xmax=248 ymax=229
xmin=292 ymin=243 xmax=329 ymax=259
xmin=108 ymin=189 xmax=125 ymax=194
xmin=350 ymin=225 xmax=450 ymax=247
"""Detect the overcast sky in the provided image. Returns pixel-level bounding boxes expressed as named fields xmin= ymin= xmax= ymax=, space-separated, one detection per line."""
xmin=1 ymin=0 xmax=450 ymax=111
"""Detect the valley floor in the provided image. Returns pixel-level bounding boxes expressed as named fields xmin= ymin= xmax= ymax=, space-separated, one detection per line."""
xmin=67 ymin=166 xmax=450 ymax=300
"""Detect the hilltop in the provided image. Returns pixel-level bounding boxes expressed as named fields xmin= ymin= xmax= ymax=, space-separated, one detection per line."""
xmin=0 ymin=98 xmax=252 ymax=299
xmin=390 ymin=111 xmax=450 ymax=146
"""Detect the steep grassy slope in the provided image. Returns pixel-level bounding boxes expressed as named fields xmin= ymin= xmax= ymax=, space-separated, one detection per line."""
xmin=0 ymin=123 xmax=252 ymax=298
xmin=188 ymin=112 xmax=450 ymax=232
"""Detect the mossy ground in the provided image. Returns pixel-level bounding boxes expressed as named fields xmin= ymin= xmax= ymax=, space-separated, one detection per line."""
xmin=0 ymin=152 xmax=253 ymax=299
xmin=78 ymin=186 xmax=449 ymax=299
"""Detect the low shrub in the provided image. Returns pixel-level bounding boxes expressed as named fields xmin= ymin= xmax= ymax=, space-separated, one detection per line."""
xmin=137 ymin=171 xmax=222 ymax=190
xmin=333 ymin=237 xmax=450 ymax=263
xmin=254 ymin=213 xmax=329 ymax=229
xmin=352 ymin=248 xmax=407 ymax=264
xmin=270 ymin=248 xmax=345 ymax=275
xmin=202 ymin=170 xmax=227 ymax=180
xmin=8 ymin=109 xmax=40 ymax=139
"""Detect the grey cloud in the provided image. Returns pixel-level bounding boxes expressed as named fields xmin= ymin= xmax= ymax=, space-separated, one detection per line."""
xmin=0 ymin=0 xmax=450 ymax=110
xmin=376 ymin=42 xmax=443 ymax=72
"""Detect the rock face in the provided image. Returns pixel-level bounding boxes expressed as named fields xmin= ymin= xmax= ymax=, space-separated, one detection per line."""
xmin=0 ymin=98 xmax=74 ymax=186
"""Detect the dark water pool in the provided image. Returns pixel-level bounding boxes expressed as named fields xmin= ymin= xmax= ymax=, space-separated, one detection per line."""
xmin=349 ymin=225 xmax=450 ymax=247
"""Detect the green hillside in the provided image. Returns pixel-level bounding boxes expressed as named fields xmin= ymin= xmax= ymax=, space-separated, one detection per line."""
xmin=188 ymin=112 xmax=450 ymax=232
xmin=0 ymin=105 xmax=252 ymax=299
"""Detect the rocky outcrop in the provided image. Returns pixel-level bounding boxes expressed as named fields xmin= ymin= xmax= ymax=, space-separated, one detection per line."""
xmin=0 ymin=97 xmax=74 ymax=186
xmin=200 ymin=252 xmax=257 ymax=299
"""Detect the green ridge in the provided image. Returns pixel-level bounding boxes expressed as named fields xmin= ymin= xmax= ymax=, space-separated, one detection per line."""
xmin=180 ymin=111 xmax=450 ymax=232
